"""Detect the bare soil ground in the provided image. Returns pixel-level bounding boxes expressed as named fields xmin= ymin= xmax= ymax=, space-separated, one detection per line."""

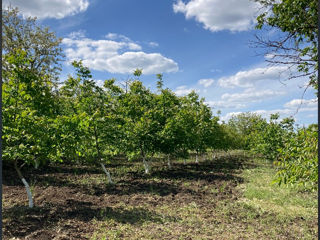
xmin=2 ymin=153 xmax=317 ymax=239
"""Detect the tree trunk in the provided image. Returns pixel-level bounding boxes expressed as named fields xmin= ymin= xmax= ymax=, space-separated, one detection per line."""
xmin=141 ymin=148 xmax=150 ymax=174
xmin=93 ymin=125 xmax=113 ymax=184
xmin=34 ymin=159 xmax=40 ymax=169
xmin=143 ymin=156 xmax=150 ymax=174
xmin=14 ymin=160 xmax=33 ymax=208
xmin=100 ymin=163 xmax=113 ymax=184
xmin=167 ymin=155 xmax=172 ymax=169
xmin=212 ymin=152 xmax=216 ymax=160
xmin=184 ymin=159 xmax=187 ymax=165
xmin=195 ymin=152 xmax=199 ymax=164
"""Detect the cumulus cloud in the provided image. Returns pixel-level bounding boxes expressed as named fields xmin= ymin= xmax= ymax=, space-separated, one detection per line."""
xmin=105 ymin=52 xmax=179 ymax=74
xmin=3 ymin=0 xmax=89 ymax=19
xmin=175 ymin=86 xmax=199 ymax=96
xmin=221 ymin=88 xmax=285 ymax=103
xmin=284 ymin=98 xmax=317 ymax=110
xmin=173 ymin=0 xmax=260 ymax=32
xmin=198 ymin=78 xmax=214 ymax=87
xmin=105 ymin=33 xmax=132 ymax=42
xmin=205 ymin=88 xmax=284 ymax=110
xmin=221 ymin=109 xmax=293 ymax=122
xmin=218 ymin=66 xmax=289 ymax=88
xmin=221 ymin=98 xmax=317 ymax=122
xmin=205 ymin=101 xmax=245 ymax=109
xmin=220 ymin=112 xmax=244 ymax=122
xmin=62 ymin=33 xmax=179 ymax=75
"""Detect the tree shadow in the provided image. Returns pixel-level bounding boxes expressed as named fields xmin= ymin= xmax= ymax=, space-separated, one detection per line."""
xmin=133 ymin=155 xmax=248 ymax=184
xmin=3 ymin=200 xmax=176 ymax=239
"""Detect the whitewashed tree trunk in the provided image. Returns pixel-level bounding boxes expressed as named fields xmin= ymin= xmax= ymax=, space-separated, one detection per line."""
xmin=21 ymin=178 xmax=33 ymax=208
xmin=100 ymin=163 xmax=113 ymax=184
xmin=14 ymin=160 xmax=33 ymax=208
xmin=195 ymin=154 xmax=199 ymax=164
xmin=184 ymin=159 xmax=187 ymax=165
xmin=34 ymin=159 xmax=39 ymax=169
xmin=167 ymin=155 xmax=172 ymax=169
xmin=143 ymin=157 xmax=150 ymax=174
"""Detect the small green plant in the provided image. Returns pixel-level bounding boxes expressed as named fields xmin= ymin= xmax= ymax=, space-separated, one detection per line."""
xmin=219 ymin=182 xmax=227 ymax=193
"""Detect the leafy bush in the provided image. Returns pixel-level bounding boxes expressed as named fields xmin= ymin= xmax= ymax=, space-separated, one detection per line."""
xmin=273 ymin=127 xmax=318 ymax=191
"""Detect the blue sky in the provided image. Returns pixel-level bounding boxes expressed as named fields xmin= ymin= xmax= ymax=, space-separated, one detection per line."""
xmin=4 ymin=0 xmax=317 ymax=125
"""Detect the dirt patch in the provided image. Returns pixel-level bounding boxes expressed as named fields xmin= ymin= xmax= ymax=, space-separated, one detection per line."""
xmin=3 ymin=154 xmax=315 ymax=239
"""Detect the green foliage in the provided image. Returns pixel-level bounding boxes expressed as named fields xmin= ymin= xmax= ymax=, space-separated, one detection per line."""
xmin=247 ymin=114 xmax=295 ymax=161
xmin=228 ymin=112 xmax=266 ymax=149
xmin=254 ymin=0 xmax=318 ymax=89
xmin=2 ymin=49 xmax=58 ymax=168
xmin=2 ymin=6 xmax=64 ymax=83
xmin=230 ymin=111 xmax=317 ymax=190
xmin=273 ymin=127 xmax=318 ymax=190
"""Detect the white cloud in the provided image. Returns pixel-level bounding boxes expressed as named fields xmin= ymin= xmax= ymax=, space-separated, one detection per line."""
xmin=68 ymin=30 xmax=86 ymax=39
xmin=62 ymin=33 xmax=179 ymax=75
xmin=284 ymin=98 xmax=317 ymax=110
xmin=173 ymin=0 xmax=260 ymax=32
xmin=205 ymin=88 xmax=284 ymax=110
xmin=175 ymin=86 xmax=199 ymax=96
xmin=105 ymin=33 xmax=131 ymax=42
xmin=221 ymin=98 xmax=317 ymax=122
xmin=104 ymin=33 xmax=141 ymax=50
xmin=220 ymin=112 xmax=243 ymax=122
xmin=198 ymin=78 xmax=214 ymax=87
xmin=218 ymin=66 xmax=289 ymax=88
xmin=105 ymin=52 xmax=179 ymax=74
xmin=149 ymin=42 xmax=159 ymax=47
xmin=95 ymin=80 xmax=105 ymax=88
xmin=210 ymin=68 xmax=222 ymax=73
xmin=127 ymin=43 xmax=142 ymax=51
xmin=221 ymin=88 xmax=285 ymax=103
xmin=221 ymin=109 xmax=293 ymax=122
xmin=3 ymin=0 xmax=89 ymax=19
xmin=205 ymin=101 xmax=245 ymax=109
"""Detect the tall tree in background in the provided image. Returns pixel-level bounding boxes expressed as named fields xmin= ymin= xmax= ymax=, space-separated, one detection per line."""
xmin=253 ymin=0 xmax=318 ymax=90
xmin=2 ymin=7 xmax=64 ymax=84
xmin=2 ymin=7 xmax=64 ymax=208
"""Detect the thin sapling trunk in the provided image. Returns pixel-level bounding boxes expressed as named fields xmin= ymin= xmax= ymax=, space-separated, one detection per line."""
xmin=167 ymin=155 xmax=172 ymax=169
xmin=94 ymin=125 xmax=113 ymax=184
xmin=14 ymin=160 xmax=33 ymax=208
xmin=195 ymin=152 xmax=199 ymax=164
xmin=143 ymin=156 xmax=150 ymax=174
xmin=100 ymin=163 xmax=113 ymax=184
xmin=141 ymin=148 xmax=150 ymax=174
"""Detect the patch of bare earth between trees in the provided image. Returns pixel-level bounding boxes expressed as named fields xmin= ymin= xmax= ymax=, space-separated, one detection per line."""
xmin=2 ymin=156 xmax=315 ymax=239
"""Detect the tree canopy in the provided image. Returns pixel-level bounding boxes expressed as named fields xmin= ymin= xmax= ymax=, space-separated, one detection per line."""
xmin=254 ymin=0 xmax=318 ymax=90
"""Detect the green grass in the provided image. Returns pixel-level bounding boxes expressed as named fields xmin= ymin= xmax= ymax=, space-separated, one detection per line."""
xmin=237 ymin=159 xmax=317 ymax=220
xmin=89 ymin=155 xmax=317 ymax=239
xmin=4 ymin=152 xmax=312 ymax=239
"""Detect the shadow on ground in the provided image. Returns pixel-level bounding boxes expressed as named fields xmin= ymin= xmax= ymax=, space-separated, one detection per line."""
xmin=3 ymin=199 xmax=175 ymax=239
xmin=3 ymin=153 xmax=255 ymax=239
